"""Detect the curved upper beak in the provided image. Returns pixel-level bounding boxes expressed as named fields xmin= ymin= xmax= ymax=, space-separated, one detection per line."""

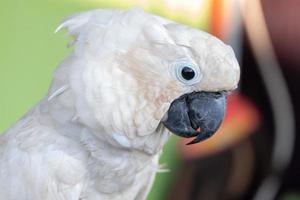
xmin=162 ymin=91 xmax=226 ymax=145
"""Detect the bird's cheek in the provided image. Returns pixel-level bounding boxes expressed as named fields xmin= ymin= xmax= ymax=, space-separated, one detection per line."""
xmin=154 ymin=102 xmax=172 ymax=121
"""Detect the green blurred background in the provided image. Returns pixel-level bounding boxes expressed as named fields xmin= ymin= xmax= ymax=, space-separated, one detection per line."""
xmin=0 ymin=1 xmax=210 ymax=199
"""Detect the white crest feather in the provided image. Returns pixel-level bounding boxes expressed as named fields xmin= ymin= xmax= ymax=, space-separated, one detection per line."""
xmin=55 ymin=11 xmax=93 ymax=35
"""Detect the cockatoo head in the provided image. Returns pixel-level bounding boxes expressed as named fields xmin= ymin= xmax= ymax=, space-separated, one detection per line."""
xmin=55 ymin=8 xmax=239 ymax=148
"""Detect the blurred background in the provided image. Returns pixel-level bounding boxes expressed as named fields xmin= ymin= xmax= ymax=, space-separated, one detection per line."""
xmin=0 ymin=0 xmax=299 ymax=199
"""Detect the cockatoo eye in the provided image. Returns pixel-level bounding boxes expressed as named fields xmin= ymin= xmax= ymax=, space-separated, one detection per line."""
xmin=172 ymin=59 xmax=202 ymax=85
xmin=181 ymin=67 xmax=195 ymax=80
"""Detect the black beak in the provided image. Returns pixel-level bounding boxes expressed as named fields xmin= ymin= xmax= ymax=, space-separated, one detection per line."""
xmin=162 ymin=91 xmax=226 ymax=145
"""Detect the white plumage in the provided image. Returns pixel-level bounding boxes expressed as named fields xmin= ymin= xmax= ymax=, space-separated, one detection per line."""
xmin=0 ymin=8 xmax=239 ymax=200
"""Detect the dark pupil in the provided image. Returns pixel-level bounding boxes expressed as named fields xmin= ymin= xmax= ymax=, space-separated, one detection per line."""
xmin=181 ymin=67 xmax=195 ymax=80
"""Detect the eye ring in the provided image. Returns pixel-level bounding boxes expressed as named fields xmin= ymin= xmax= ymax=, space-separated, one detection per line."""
xmin=171 ymin=59 xmax=202 ymax=85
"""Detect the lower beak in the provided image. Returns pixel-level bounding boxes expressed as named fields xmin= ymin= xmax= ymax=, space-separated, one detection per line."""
xmin=162 ymin=91 xmax=226 ymax=145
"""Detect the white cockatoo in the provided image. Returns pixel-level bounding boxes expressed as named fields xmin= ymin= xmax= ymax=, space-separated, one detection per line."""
xmin=0 ymin=8 xmax=240 ymax=200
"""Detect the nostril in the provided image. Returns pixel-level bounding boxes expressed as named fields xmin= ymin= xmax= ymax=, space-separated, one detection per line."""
xmin=215 ymin=91 xmax=228 ymax=98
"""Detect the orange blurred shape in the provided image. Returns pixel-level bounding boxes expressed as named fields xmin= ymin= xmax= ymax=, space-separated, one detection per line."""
xmin=211 ymin=0 xmax=225 ymax=39
xmin=179 ymin=93 xmax=261 ymax=160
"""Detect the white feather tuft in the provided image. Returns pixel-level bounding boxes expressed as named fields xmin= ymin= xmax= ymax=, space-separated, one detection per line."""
xmin=47 ymin=85 xmax=69 ymax=101
xmin=55 ymin=11 xmax=93 ymax=35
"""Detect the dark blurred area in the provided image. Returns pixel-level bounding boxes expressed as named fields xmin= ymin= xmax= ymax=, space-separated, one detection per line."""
xmin=261 ymin=0 xmax=300 ymax=195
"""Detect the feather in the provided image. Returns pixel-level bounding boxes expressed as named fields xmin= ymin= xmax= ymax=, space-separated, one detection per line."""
xmin=47 ymin=85 xmax=69 ymax=101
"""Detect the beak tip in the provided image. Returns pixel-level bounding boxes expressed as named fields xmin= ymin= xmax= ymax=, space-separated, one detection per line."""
xmin=186 ymin=140 xmax=196 ymax=145
xmin=185 ymin=132 xmax=212 ymax=145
